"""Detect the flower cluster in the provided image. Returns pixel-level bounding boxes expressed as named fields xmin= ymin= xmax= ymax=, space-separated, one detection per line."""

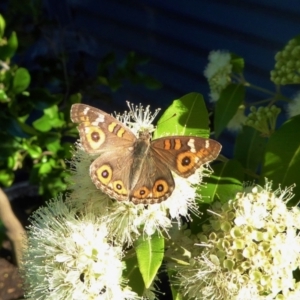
xmin=175 ymin=183 xmax=300 ymax=300
xmin=204 ymin=50 xmax=232 ymax=102
xmin=271 ymin=36 xmax=300 ymax=85
xmin=21 ymin=197 xmax=138 ymax=300
xmin=245 ymin=105 xmax=281 ymax=136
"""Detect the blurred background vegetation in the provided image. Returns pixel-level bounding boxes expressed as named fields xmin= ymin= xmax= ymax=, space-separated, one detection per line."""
xmin=0 ymin=0 xmax=161 ymax=204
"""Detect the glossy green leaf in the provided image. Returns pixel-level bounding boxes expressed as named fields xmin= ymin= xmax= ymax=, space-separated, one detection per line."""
xmin=134 ymin=233 xmax=164 ymax=288
xmin=0 ymin=31 xmax=18 ymax=60
xmin=234 ymin=126 xmax=267 ymax=174
xmin=215 ymin=84 xmax=245 ymax=138
xmin=123 ymin=255 xmax=145 ymax=296
xmin=12 ymin=68 xmax=31 ymax=94
xmin=0 ymin=14 xmax=5 ymax=38
xmin=199 ymin=160 xmax=244 ymax=203
xmin=260 ymin=115 xmax=300 ymax=204
xmin=155 ymin=92 xmax=210 ymax=138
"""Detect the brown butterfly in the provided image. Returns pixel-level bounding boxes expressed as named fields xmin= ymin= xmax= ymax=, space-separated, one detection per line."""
xmin=71 ymin=103 xmax=221 ymax=204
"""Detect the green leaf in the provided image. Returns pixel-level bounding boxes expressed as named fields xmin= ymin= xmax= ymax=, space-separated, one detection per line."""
xmin=60 ymin=142 xmax=73 ymax=158
xmin=134 ymin=233 xmax=164 ymax=288
xmin=39 ymin=162 xmax=52 ymax=175
xmin=260 ymin=115 xmax=300 ymax=204
xmin=0 ymin=14 xmax=5 ymax=38
xmin=0 ymin=89 xmax=8 ymax=102
xmin=215 ymin=84 xmax=245 ymax=138
xmin=123 ymin=255 xmax=145 ymax=296
xmin=0 ymin=31 xmax=18 ymax=60
xmin=12 ymin=68 xmax=31 ymax=94
xmin=230 ymin=53 xmax=245 ymax=73
xmin=234 ymin=126 xmax=267 ymax=174
xmin=69 ymin=93 xmax=82 ymax=105
xmin=44 ymin=105 xmax=58 ymax=118
xmin=135 ymin=73 xmax=162 ymax=89
xmin=0 ymin=169 xmax=14 ymax=186
xmin=199 ymin=160 xmax=244 ymax=203
xmin=155 ymin=92 xmax=210 ymax=138
xmin=33 ymin=105 xmax=65 ymax=132
xmin=17 ymin=116 xmax=39 ymax=136
xmin=32 ymin=114 xmax=52 ymax=132
xmin=168 ymin=269 xmax=183 ymax=300
xmin=26 ymin=144 xmax=42 ymax=159
xmin=45 ymin=135 xmax=61 ymax=153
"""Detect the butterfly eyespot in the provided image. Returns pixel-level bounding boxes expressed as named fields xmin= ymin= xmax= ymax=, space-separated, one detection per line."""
xmin=153 ymin=179 xmax=169 ymax=197
xmin=86 ymin=127 xmax=106 ymax=149
xmin=176 ymin=152 xmax=195 ymax=174
xmin=133 ymin=187 xmax=150 ymax=199
xmin=113 ymin=180 xmax=127 ymax=195
xmin=96 ymin=164 xmax=112 ymax=184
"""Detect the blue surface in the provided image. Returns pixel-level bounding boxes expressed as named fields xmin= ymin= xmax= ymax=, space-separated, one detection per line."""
xmin=2 ymin=0 xmax=300 ymax=155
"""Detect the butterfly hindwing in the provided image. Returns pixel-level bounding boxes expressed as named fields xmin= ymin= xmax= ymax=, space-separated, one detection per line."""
xmin=129 ymin=150 xmax=175 ymax=204
xmin=89 ymin=150 xmax=133 ymax=201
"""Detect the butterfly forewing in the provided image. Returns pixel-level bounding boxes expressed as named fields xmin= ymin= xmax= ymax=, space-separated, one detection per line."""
xmin=71 ymin=104 xmax=136 ymax=153
xmin=151 ymin=136 xmax=222 ymax=178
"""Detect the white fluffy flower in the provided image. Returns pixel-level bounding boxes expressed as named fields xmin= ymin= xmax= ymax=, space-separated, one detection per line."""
xmin=287 ymin=91 xmax=300 ymax=117
xmin=21 ymin=196 xmax=138 ymax=300
xmin=204 ymin=50 xmax=232 ymax=102
xmin=124 ymin=101 xmax=161 ymax=136
xmin=174 ymin=182 xmax=300 ymax=300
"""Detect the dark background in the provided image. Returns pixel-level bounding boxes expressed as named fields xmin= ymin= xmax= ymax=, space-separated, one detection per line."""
xmin=2 ymin=0 xmax=300 ymax=110
xmin=2 ymin=0 xmax=299 ymax=156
